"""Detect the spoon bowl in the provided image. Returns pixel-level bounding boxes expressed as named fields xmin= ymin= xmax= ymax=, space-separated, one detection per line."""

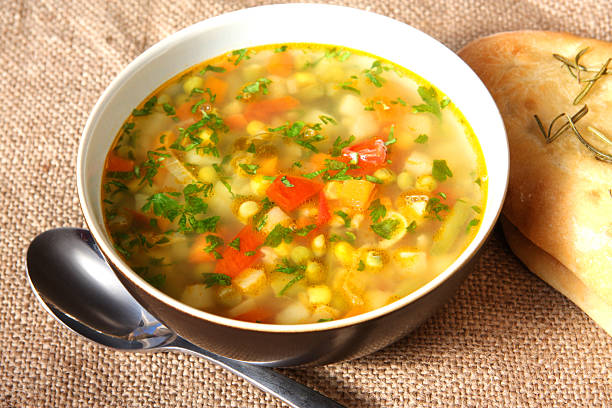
xmin=26 ymin=227 xmax=344 ymax=408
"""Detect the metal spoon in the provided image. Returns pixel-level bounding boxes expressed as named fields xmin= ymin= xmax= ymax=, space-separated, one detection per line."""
xmin=26 ymin=228 xmax=345 ymax=408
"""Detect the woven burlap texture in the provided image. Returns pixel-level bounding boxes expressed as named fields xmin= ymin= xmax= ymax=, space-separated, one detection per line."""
xmin=1 ymin=1 xmax=610 ymax=407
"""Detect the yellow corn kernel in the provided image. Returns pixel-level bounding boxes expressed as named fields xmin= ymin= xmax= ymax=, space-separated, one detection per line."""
xmin=233 ymin=268 xmax=267 ymax=295
xmin=250 ymin=175 xmax=273 ymax=197
xmin=333 ymin=242 xmax=354 ymax=265
xmin=197 ymin=128 xmax=214 ymax=143
xmin=273 ymin=242 xmax=292 ymax=257
xmin=290 ymin=245 xmax=312 ymax=264
xmin=246 ymin=120 xmax=266 ymax=136
xmin=157 ymin=93 xmax=172 ymax=106
xmin=182 ymin=75 xmax=204 ymax=95
xmin=311 ymin=234 xmax=326 ymax=257
xmin=238 ymin=200 xmax=260 ymax=220
xmin=197 ymin=166 xmax=217 ymax=183
xmin=415 ymin=175 xmax=437 ymax=192
xmin=307 ymin=285 xmax=332 ymax=305
xmin=305 ymin=261 xmax=325 ymax=283
xmin=397 ymin=171 xmax=415 ymax=191
xmin=293 ymin=71 xmax=317 ymax=88
xmin=373 ymin=168 xmax=396 ymax=184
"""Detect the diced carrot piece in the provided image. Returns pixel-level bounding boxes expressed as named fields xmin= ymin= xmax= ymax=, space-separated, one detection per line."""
xmin=204 ymin=76 xmax=228 ymax=104
xmin=310 ymin=153 xmax=332 ymax=170
xmin=244 ymin=96 xmax=300 ymax=122
xmin=107 ymin=153 xmax=134 ymax=172
xmin=188 ymin=234 xmax=221 ymax=263
xmin=175 ymin=101 xmax=201 ymax=122
xmin=214 ymin=226 xmax=264 ymax=277
xmin=343 ymin=306 xmax=367 ymax=319
xmin=266 ymin=175 xmax=324 ymax=213
xmin=224 ymin=113 xmax=248 ymax=131
xmin=257 ymin=156 xmax=278 ymax=176
xmin=267 ymin=52 xmax=293 ymax=77
xmin=234 ymin=307 xmax=273 ymax=323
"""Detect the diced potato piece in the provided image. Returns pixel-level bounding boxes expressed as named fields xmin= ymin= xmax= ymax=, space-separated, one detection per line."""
xmin=228 ymin=298 xmax=257 ymax=318
xmin=339 ymin=94 xmax=362 ymax=117
xmin=312 ymin=305 xmax=340 ymax=322
xmin=311 ymin=234 xmax=326 ymax=258
xmin=222 ymin=100 xmax=243 ymax=116
xmin=431 ymin=199 xmax=473 ymax=255
xmin=350 ymin=112 xmax=378 ymax=140
xmin=270 ymin=272 xmax=306 ymax=297
xmin=260 ymin=246 xmax=280 ymax=265
xmin=184 ymin=149 xmax=217 ymax=167
xmin=275 ymin=302 xmax=311 ymax=324
xmin=260 ymin=206 xmax=292 ymax=235
xmin=350 ymin=213 xmax=364 ymax=229
xmin=364 ymin=289 xmax=394 ymax=310
xmin=307 ymin=285 xmax=332 ymax=305
xmin=305 ymin=261 xmax=325 ymax=283
xmin=335 ymin=180 xmax=376 ymax=211
xmin=242 ymin=63 xmax=265 ymax=82
xmin=415 ymin=175 xmax=437 ymax=192
xmin=313 ymin=58 xmax=344 ymax=82
xmin=233 ymin=268 xmax=267 ymax=296
xmin=216 ymin=286 xmax=243 ymax=308
xmin=394 ymin=248 xmax=427 ymax=274
xmin=180 ymin=284 xmax=215 ymax=310
xmin=404 ymin=151 xmax=432 ymax=177
xmin=164 ymin=155 xmax=197 ymax=185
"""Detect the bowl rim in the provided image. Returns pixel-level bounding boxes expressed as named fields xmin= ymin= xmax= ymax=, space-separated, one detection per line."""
xmin=77 ymin=3 xmax=509 ymax=334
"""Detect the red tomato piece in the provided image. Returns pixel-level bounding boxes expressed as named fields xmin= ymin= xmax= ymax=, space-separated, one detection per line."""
xmin=266 ymin=175 xmax=324 ymax=213
xmin=341 ymin=138 xmax=387 ymax=175
xmin=214 ymin=226 xmax=264 ymax=278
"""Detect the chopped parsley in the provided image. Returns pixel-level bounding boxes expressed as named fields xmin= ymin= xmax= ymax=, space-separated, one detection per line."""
xmin=391 ymin=97 xmax=407 ymax=106
xmin=432 ymin=160 xmax=453 ymax=182
xmin=237 ymin=78 xmax=272 ymax=100
xmin=363 ymin=60 xmax=387 ymax=88
xmin=162 ymin=103 xmax=176 ymax=116
xmin=357 ymin=260 xmax=366 ymax=271
xmin=413 ymin=86 xmax=444 ymax=119
xmin=263 ymin=224 xmax=293 ymax=247
xmin=239 ymin=163 xmax=259 ymax=175
xmin=370 ymin=219 xmax=400 ymax=240
xmin=200 ymin=64 xmax=226 ymax=74
xmin=368 ymin=199 xmax=386 ymax=222
xmin=366 ymin=175 xmax=383 ymax=184
xmin=426 ymin=197 xmax=450 ymax=221
xmin=414 ymin=134 xmax=428 ymax=144
xmin=280 ymin=175 xmax=294 ymax=187
xmin=274 ymin=45 xmax=288 ymax=53
xmin=294 ymin=224 xmax=317 ymax=236
xmin=247 ymin=142 xmax=256 ymax=153
xmin=279 ymin=274 xmax=304 ymax=296
xmin=204 ymin=235 xmax=224 ymax=259
xmin=406 ymin=220 xmax=417 ymax=233
xmin=385 ymin=125 xmax=396 ymax=146
xmin=331 ymin=135 xmax=355 ymax=156
xmin=270 ymin=121 xmax=325 ymax=153
xmin=132 ymin=96 xmax=157 ymax=116
xmin=275 ymin=258 xmax=306 ymax=274
xmin=339 ymin=79 xmax=360 ymax=94
xmin=231 ymin=48 xmax=250 ymax=65
xmin=202 ymin=273 xmax=232 ymax=288
xmin=229 ymin=237 xmax=241 ymax=251
xmin=466 ymin=218 xmax=480 ymax=232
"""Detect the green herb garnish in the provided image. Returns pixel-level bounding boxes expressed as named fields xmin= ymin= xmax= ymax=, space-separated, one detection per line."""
xmin=229 ymin=237 xmax=241 ymax=251
xmin=432 ymin=160 xmax=453 ymax=181
xmin=264 ymin=224 xmax=293 ymax=247
xmin=414 ymin=134 xmax=428 ymax=144
xmin=368 ymin=199 xmax=386 ymax=222
xmin=202 ymin=273 xmax=232 ymax=288
xmin=413 ymin=86 xmax=444 ymax=119
xmin=132 ymin=96 xmax=157 ymax=116
xmin=334 ymin=211 xmax=351 ymax=228
xmin=370 ymin=219 xmax=400 ymax=239
xmin=239 ymin=163 xmax=260 ymax=175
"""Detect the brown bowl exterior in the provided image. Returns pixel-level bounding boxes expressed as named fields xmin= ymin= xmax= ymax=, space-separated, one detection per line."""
xmin=112 ymin=248 xmax=480 ymax=366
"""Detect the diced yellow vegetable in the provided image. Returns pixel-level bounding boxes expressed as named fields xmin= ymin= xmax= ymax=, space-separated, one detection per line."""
xmin=415 ymin=175 xmax=437 ymax=192
xmin=246 ymin=120 xmax=266 ymax=136
xmin=260 ymin=206 xmax=292 ymax=234
xmin=333 ymin=241 xmax=355 ymax=265
xmin=250 ymin=175 xmax=273 ymax=197
xmin=365 ymin=250 xmax=384 ymax=268
xmin=404 ymin=151 xmax=432 ymax=177
xmin=335 ymin=180 xmax=376 ymax=211
xmin=197 ymin=166 xmax=217 ymax=183
xmin=290 ymin=246 xmax=312 ymax=264
xmin=180 ymin=284 xmax=215 ymax=309
xmin=373 ymin=168 xmax=395 ymax=184
xmin=182 ymin=75 xmax=205 ymax=95
xmin=273 ymin=242 xmax=292 ymax=257
xmin=307 ymin=285 xmax=332 ymax=305
xmin=397 ymin=171 xmax=415 ymax=190
xmin=305 ymin=261 xmax=325 ymax=283
xmin=233 ymin=268 xmax=267 ymax=295
xmin=364 ymin=289 xmax=393 ymax=310
xmin=396 ymin=192 xmax=429 ymax=220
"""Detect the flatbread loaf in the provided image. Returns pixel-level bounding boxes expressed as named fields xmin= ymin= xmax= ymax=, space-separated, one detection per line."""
xmin=458 ymin=31 xmax=611 ymax=334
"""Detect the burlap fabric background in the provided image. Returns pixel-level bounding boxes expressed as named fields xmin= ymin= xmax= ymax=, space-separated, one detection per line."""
xmin=1 ymin=1 xmax=610 ymax=407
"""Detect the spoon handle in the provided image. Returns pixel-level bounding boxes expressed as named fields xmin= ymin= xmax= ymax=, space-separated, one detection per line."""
xmin=166 ymin=337 xmax=345 ymax=408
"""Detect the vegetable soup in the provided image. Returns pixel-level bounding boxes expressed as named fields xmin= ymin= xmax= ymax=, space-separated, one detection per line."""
xmin=101 ymin=44 xmax=487 ymax=324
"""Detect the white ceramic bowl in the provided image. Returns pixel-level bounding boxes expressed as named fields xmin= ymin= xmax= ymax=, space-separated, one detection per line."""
xmin=77 ymin=4 xmax=508 ymax=366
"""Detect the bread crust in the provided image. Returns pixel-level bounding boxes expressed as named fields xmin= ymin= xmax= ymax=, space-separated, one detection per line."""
xmin=459 ymin=31 xmax=611 ymax=324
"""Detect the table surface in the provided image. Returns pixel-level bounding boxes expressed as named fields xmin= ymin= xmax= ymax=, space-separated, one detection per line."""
xmin=1 ymin=1 xmax=610 ymax=407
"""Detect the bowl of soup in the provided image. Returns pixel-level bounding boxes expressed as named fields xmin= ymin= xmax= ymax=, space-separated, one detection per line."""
xmin=77 ymin=4 xmax=508 ymax=366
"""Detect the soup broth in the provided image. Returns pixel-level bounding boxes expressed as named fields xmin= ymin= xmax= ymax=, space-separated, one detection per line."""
xmin=101 ymin=44 xmax=487 ymax=324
